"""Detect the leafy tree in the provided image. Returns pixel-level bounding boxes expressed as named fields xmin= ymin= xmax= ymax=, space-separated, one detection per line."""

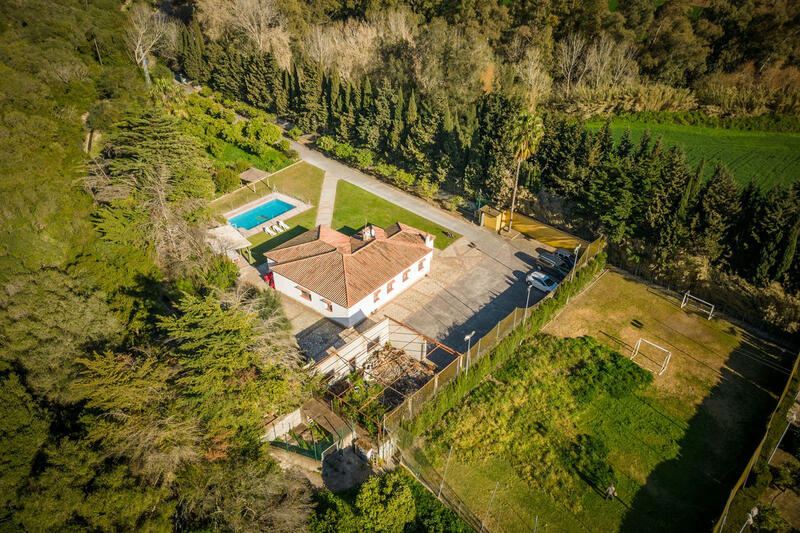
xmin=214 ymin=168 xmax=241 ymax=194
xmin=355 ymin=470 xmax=416 ymax=533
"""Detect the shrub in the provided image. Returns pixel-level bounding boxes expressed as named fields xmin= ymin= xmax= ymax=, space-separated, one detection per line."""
xmin=447 ymin=195 xmax=464 ymax=212
xmin=310 ymin=491 xmax=359 ymax=533
xmin=232 ymin=160 xmax=251 ymax=173
xmin=278 ymin=139 xmax=290 ymax=153
xmin=353 ymin=148 xmax=375 ymax=168
xmin=416 ymin=178 xmax=438 ymax=199
xmin=222 ymin=108 xmax=236 ymax=124
xmin=392 ymin=169 xmax=415 ymax=190
xmin=286 ymin=149 xmax=299 ymax=161
xmin=288 ymin=125 xmax=302 ymax=140
xmin=213 ymin=168 xmax=240 ymax=194
xmin=198 ymin=86 xmax=213 ymax=97
xmin=333 ymin=141 xmax=355 ymax=161
xmin=317 ymin=135 xmax=336 ymax=152
xmin=754 ymin=504 xmax=790 ymax=532
xmin=374 ymin=162 xmax=397 ymax=180
xmin=206 ymin=137 xmax=224 ymax=158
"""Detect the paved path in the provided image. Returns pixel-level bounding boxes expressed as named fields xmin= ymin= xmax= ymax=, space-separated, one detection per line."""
xmin=315 ymin=172 xmax=339 ymax=226
xmin=288 ymin=138 xmax=509 ymax=256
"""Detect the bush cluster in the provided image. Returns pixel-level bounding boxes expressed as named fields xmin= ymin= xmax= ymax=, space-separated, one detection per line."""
xmin=317 ymin=136 xmax=418 ymax=191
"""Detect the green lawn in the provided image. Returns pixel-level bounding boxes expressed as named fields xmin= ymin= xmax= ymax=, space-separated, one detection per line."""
xmin=586 ymin=120 xmax=800 ymax=189
xmin=331 ymin=181 xmax=459 ymax=250
xmin=413 ymin=271 xmax=792 ymax=532
xmin=211 ymin=141 xmax=293 ymax=174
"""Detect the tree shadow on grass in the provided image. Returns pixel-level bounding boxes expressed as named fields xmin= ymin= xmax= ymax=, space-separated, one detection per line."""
xmin=618 ymin=341 xmax=791 ymax=532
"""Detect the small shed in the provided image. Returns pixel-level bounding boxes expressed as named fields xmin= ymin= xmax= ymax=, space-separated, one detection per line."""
xmin=207 ymin=224 xmax=253 ymax=263
xmin=479 ymin=205 xmax=504 ymax=232
xmin=238 ymin=167 xmax=268 ymax=191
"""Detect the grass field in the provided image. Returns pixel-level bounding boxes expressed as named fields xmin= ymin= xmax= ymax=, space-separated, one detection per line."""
xmin=586 ymin=120 xmax=800 ymax=189
xmin=413 ymin=270 xmax=793 ymax=532
xmin=331 ymin=181 xmax=459 ymax=250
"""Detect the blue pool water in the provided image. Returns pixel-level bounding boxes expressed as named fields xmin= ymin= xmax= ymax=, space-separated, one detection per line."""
xmin=228 ymin=199 xmax=294 ymax=230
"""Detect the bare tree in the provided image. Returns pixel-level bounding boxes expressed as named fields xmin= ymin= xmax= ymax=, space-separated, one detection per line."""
xmin=230 ymin=0 xmax=292 ymax=69
xmin=555 ymin=32 xmax=588 ymax=93
xmin=514 ymin=47 xmax=553 ymax=111
xmin=305 ymin=19 xmax=379 ymax=80
xmin=584 ymin=34 xmax=638 ymax=89
xmin=125 ymin=3 xmax=173 ymax=87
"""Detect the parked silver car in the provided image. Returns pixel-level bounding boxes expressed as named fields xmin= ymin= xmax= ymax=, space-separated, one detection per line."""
xmin=526 ymin=270 xmax=559 ymax=292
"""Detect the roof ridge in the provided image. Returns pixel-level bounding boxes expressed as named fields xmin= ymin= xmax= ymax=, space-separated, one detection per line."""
xmin=341 ymin=254 xmax=352 ymax=306
xmin=270 ymin=248 xmax=339 ymax=267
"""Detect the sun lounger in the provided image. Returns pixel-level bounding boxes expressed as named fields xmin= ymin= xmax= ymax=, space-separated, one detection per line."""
xmin=278 ymin=220 xmax=290 ymax=231
xmin=263 ymin=225 xmax=276 ymax=236
xmin=271 ymin=224 xmax=283 ymax=234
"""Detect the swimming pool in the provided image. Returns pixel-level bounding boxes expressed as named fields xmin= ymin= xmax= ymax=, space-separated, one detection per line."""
xmin=228 ymin=199 xmax=294 ymax=230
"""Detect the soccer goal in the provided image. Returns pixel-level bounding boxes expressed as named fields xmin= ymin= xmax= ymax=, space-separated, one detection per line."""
xmin=631 ymin=338 xmax=671 ymax=376
xmin=681 ymin=291 xmax=715 ymax=320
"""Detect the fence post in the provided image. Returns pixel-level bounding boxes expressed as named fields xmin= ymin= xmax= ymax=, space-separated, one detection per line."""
xmin=438 ymin=445 xmax=454 ymax=498
xmin=513 ymin=308 xmax=518 ymax=329
xmin=480 ymin=481 xmax=499 ymax=532
xmin=477 ymin=338 xmax=482 ymax=359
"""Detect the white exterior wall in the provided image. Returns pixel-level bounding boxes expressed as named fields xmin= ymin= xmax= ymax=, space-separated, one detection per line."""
xmin=270 ymin=249 xmax=433 ymax=328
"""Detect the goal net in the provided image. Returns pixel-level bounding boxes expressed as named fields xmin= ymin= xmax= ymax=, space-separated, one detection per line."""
xmin=630 ymin=338 xmax=671 ymax=376
xmin=681 ymin=291 xmax=714 ymax=320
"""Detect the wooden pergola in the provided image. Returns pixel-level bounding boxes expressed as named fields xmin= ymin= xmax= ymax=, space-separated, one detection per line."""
xmin=238 ymin=167 xmax=269 ymax=192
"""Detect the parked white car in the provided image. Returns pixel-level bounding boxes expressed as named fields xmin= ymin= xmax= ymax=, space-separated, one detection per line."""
xmin=526 ymin=270 xmax=559 ymax=293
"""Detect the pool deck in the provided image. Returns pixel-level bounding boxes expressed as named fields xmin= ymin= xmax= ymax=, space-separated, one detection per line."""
xmin=225 ymin=192 xmax=311 ymax=238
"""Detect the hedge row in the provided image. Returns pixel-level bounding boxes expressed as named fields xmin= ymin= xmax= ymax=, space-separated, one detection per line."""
xmin=401 ymin=252 xmax=607 ymax=438
xmin=316 ymin=136 xmax=440 ymax=199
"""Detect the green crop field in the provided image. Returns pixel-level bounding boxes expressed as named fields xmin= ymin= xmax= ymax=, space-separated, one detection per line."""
xmin=586 ymin=120 xmax=800 ymax=189
xmin=412 ymin=271 xmax=793 ymax=532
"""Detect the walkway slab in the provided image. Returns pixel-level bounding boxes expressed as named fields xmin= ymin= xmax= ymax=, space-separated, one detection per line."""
xmin=315 ymin=172 xmax=339 ymax=227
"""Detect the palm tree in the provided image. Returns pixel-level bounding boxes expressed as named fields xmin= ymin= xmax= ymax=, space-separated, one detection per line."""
xmin=507 ymin=113 xmax=544 ymax=232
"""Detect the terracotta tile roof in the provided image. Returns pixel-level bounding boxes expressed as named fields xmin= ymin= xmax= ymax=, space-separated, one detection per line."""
xmin=266 ymin=223 xmax=433 ymax=308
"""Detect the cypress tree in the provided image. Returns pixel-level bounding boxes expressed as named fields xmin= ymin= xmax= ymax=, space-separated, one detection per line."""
xmin=695 ymin=165 xmax=740 ymax=262
xmin=244 ymin=52 xmax=275 ymax=110
xmin=387 ymin=85 xmax=404 ymax=155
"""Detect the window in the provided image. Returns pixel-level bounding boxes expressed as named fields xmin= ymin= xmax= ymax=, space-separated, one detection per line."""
xmin=418 ymin=260 xmax=425 ymax=271
xmin=402 ymin=269 xmax=410 ymax=282
xmin=373 ymin=290 xmax=380 ymax=303
xmin=322 ymin=299 xmax=333 ymax=312
xmin=297 ymin=286 xmax=311 ymax=301
xmin=387 ymin=280 xmax=395 ymax=293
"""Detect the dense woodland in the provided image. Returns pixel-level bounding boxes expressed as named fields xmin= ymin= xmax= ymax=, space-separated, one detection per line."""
xmin=0 ymin=1 xmax=314 ymax=530
xmin=2 ymin=0 xmax=800 ymax=531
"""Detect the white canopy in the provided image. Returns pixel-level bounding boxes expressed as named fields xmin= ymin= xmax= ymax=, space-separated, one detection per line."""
xmin=207 ymin=224 xmax=251 ymax=253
